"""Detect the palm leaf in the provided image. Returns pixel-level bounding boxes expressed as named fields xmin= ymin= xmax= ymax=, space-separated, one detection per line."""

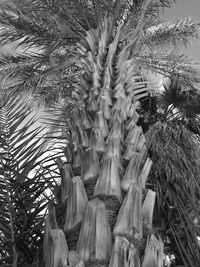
xmin=146 ymin=121 xmax=200 ymax=265
xmin=0 ymin=93 xmax=61 ymax=266
xmin=0 ymin=0 xmax=197 ymax=106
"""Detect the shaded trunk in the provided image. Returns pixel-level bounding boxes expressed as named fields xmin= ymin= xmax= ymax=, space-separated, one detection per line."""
xmin=43 ymin=20 xmax=163 ymax=267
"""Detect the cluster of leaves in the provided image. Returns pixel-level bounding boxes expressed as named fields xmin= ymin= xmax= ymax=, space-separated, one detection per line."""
xmin=0 ymin=0 xmax=199 ymax=107
xmin=0 ymin=93 xmax=61 ymax=266
xmin=146 ymin=120 xmax=200 ymax=266
xmin=138 ymin=76 xmax=200 ymax=134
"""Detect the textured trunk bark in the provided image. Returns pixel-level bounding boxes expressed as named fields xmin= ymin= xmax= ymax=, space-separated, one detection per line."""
xmin=43 ymin=19 xmax=163 ymax=267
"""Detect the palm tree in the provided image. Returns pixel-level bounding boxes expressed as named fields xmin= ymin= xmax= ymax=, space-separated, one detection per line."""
xmin=0 ymin=92 xmax=62 ymax=266
xmin=146 ymin=120 xmax=200 ymax=266
xmin=0 ymin=0 xmax=200 ymax=266
xmin=136 ymin=74 xmax=200 ymax=265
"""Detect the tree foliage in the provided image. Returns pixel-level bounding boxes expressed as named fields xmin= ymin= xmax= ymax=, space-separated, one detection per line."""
xmin=0 ymin=0 xmax=199 ymax=105
xmin=0 ymin=93 xmax=61 ymax=266
xmin=146 ymin=121 xmax=200 ymax=265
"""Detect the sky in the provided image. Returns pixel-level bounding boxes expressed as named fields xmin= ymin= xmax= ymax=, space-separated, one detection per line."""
xmin=163 ymin=0 xmax=200 ymax=60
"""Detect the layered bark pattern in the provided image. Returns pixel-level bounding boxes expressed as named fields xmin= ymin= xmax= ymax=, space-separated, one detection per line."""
xmin=44 ymin=20 xmax=163 ymax=267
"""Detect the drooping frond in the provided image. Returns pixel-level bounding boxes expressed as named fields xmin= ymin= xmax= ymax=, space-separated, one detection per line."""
xmin=0 ymin=93 xmax=61 ymax=265
xmin=146 ymin=121 xmax=200 ymax=265
xmin=0 ymin=46 xmax=79 ymax=105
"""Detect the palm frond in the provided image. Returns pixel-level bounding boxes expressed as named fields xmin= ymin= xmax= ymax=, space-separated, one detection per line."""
xmin=0 ymin=93 xmax=61 ymax=265
xmin=138 ymin=53 xmax=200 ymax=84
xmin=0 ymin=0 xmax=195 ymax=106
xmin=0 ymin=46 xmax=79 ymax=106
xmin=144 ymin=18 xmax=200 ymax=49
xmin=146 ymin=121 xmax=200 ymax=265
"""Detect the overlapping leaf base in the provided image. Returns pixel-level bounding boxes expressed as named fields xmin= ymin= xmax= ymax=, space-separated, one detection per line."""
xmin=43 ymin=20 xmax=162 ymax=267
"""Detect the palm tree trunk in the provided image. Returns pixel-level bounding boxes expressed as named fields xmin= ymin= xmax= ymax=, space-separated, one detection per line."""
xmin=43 ymin=19 xmax=163 ymax=267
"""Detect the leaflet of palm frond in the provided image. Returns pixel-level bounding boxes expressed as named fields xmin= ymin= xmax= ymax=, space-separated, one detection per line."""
xmin=138 ymin=158 xmax=153 ymax=188
xmin=93 ymin=155 xmax=122 ymax=203
xmin=56 ymin=159 xmax=73 ymax=202
xmin=114 ymin=184 xmax=143 ymax=241
xmin=126 ymin=75 xmax=147 ymax=92
xmin=80 ymin=109 xmax=92 ymax=129
xmin=45 ymin=229 xmax=68 ymax=267
xmin=109 ymin=236 xmax=140 ymax=267
xmin=64 ymin=176 xmax=88 ymax=233
xmin=76 ymin=198 xmax=112 ymax=263
xmin=142 ymin=235 xmax=163 ymax=267
xmin=90 ymin=128 xmax=105 ymax=153
xmin=121 ymin=153 xmax=143 ymax=192
xmin=94 ymin=110 xmax=108 ymax=137
xmin=125 ymin=63 xmax=143 ymax=83
xmin=142 ymin=190 xmax=156 ymax=229
xmin=99 ymin=95 xmax=111 ymax=119
xmin=80 ymin=147 xmax=100 ymax=183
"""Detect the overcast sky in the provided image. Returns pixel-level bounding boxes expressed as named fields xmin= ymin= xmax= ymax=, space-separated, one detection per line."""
xmin=163 ymin=0 xmax=200 ymax=60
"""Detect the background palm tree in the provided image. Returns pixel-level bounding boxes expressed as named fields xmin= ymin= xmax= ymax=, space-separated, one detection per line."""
xmin=0 ymin=0 xmax=200 ymax=266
